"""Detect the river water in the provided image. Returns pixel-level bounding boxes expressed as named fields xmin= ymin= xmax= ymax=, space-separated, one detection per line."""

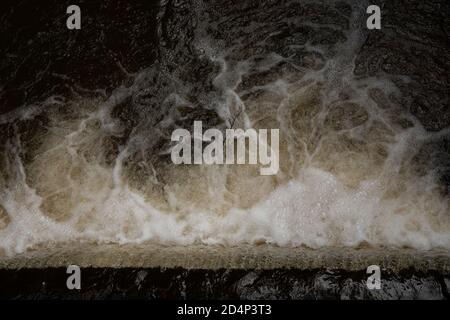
xmin=0 ymin=0 xmax=449 ymax=258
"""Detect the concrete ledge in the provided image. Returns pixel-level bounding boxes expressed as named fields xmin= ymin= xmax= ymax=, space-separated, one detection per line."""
xmin=1 ymin=243 xmax=449 ymax=272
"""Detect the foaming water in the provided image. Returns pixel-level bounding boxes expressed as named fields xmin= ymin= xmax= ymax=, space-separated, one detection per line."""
xmin=0 ymin=0 xmax=449 ymax=255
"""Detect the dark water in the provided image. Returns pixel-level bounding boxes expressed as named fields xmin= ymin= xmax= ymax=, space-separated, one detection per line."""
xmin=0 ymin=267 xmax=448 ymax=299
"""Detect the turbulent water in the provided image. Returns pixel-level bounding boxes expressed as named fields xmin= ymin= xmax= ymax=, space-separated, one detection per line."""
xmin=0 ymin=0 xmax=449 ymax=255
